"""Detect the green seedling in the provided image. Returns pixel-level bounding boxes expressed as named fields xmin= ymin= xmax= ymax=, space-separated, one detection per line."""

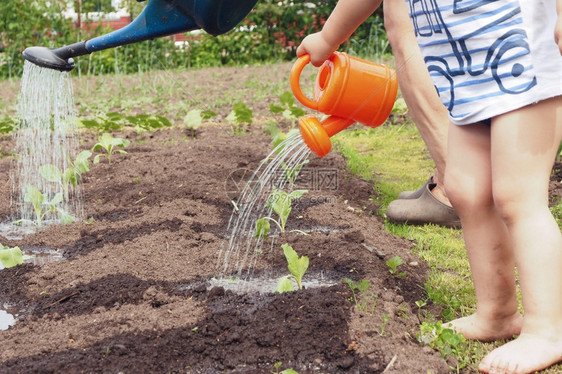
xmin=386 ymin=255 xmax=406 ymax=277
xmin=272 ymin=361 xmax=299 ymax=374
xmin=281 ymin=159 xmax=309 ymax=187
xmin=254 ymin=217 xmax=270 ymax=238
xmin=343 ymin=278 xmax=378 ymax=314
xmin=375 ymin=313 xmax=391 ymax=336
xmin=271 ymin=128 xmax=300 ymax=153
xmin=184 ymin=109 xmax=202 ymax=138
xmin=254 ymin=189 xmax=308 ymax=238
xmin=39 ymin=150 xmax=92 ymax=201
xmin=16 ymin=184 xmax=73 ymax=226
xmin=226 ymin=101 xmax=253 ymax=135
xmin=0 ymin=244 xmax=23 ymax=268
xmin=270 ymin=91 xmax=306 ymax=124
xmin=276 ymin=243 xmax=309 ymax=293
xmin=92 ymin=132 xmax=130 ymax=164
xmin=80 ymin=112 xmax=124 ymax=132
xmin=0 ymin=115 xmax=16 ymax=134
xmin=124 ymin=114 xmax=171 ymax=133
xmin=80 ymin=112 xmax=172 ymax=133
xmin=417 ymin=320 xmax=467 ymax=360
xmin=415 ymin=299 xmax=429 ymax=322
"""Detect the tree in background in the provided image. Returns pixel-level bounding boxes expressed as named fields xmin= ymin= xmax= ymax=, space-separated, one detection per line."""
xmin=81 ymin=0 xmax=115 ymax=13
xmin=188 ymin=0 xmax=387 ymax=67
xmin=0 ymin=0 xmax=389 ymax=79
xmin=0 ymin=0 xmax=79 ymax=78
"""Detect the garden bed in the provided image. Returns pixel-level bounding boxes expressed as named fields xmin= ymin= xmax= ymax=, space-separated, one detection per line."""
xmin=0 ymin=123 xmax=451 ymax=373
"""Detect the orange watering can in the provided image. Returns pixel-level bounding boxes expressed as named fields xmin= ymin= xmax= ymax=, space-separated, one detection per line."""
xmin=290 ymin=52 xmax=398 ymax=157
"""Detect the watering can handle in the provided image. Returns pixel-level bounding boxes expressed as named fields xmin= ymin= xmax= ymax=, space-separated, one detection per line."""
xmin=290 ymin=54 xmax=319 ymax=111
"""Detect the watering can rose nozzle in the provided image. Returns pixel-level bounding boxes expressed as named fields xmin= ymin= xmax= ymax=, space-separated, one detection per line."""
xmin=290 ymin=52 xmax=399 ymax=158
xmin=22 ymin=0 xmax=258 ymax=71
xmin=22 ymin=42 xmax=89 ymax=72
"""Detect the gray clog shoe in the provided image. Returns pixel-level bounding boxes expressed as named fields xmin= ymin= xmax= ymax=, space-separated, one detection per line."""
xmin=397 ymin=176 xmax=434 ymax=199
xmin=386 ymin=183 xmax=461 ymax=228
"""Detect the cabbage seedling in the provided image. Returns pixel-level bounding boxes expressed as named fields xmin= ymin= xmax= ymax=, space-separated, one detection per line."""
xmin=39 ymin=150 xmax=92 ymax=201
xmin=386 ymin=256 xmax=406 ymax=277
xmin=281 ymin=159 xmax=309 ymax=186
xmin=276 ymin=243 xmax=309 ymax=293
xmin=17 ymin=185 xmax=73 ymax=226
xmin=253 ymin=189 xmax=308 ymax=239
xmin=184 ymin=109 xmax=202 ymax=138
xmin=92 ymin=133 xmax=130 ymax=164
xmin=269 ymin=91 xmax=306 ymax=124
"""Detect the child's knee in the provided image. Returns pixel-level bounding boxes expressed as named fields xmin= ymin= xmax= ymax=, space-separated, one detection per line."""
xmin=492 ymin=182 xmax=533 ymax=224
xmin=444 ymin=171 xmax=492 ymax=213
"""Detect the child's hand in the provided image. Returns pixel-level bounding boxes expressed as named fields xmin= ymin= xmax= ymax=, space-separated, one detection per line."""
xmin=296 ymin=32 xmax=338 ymax=67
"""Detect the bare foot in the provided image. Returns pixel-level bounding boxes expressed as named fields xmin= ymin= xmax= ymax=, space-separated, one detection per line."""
xmin=430 ymin=183 xmax=452 ymax=207
xmin=446 ymin=312 xmax=523 ymax=342
xmin=479 ymin=333 xmax=562 ymax=373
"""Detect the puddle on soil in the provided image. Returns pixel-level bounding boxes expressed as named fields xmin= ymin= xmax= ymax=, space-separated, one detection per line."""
xmin=0 ymin=246 xmax=64 ymax=270
xmin=0 ymin=246 xmax=64 ymax=330
xmin=208 ymin=271 xmax=338 ymax=294
xmin=0 ymin=222 xmax=38 ymax=241
xmin=0 ymin=219 xmax=70 ymax=241
xmin=0 ymin=309 xmax=15 ymax=331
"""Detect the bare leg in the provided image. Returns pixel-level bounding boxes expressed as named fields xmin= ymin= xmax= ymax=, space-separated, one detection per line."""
xmin=479 ymin=96 xmax=562 ymax=373
xmin=445 ymin=122 xmax=523 ymax=341
xmin=384 ymin=0 xmax=450 ymax=203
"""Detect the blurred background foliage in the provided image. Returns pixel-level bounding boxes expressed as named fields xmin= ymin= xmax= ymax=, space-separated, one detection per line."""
xmin=0 ymin=0 xmax=389 ymax=79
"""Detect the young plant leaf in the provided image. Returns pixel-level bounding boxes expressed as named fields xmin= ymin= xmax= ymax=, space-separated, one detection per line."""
xmin=201 ymin=109 xmax=217 ymax=120
xmin=282 ymin=243 xmax=309 ymax=290
xmin=386 ymin=256 xmax=406 ymax=277
xmin=282 ymin=370 xmax=300 ymax=374
xmin=24 ymin=184 xmax=44 ymax=210
xmin=282 ymin=243 xmax=299 ymax=264
xmin=288 ymin=189 xmax=308 ymax=200
xmin=59 ymin=210 xmax=75 ymax=225
xmin=266 ymin=189 xmax=308 ymax=232
xmin=92 ymin=133 xmax=130 ymax=164
xmin=0 ymin=246 xmax=23 ymax=268
xmin=74 ymin=150 xmax=92 ymax=174
xmin=49 ymin=192 xmax=64 ymax=207
xmin=254 ymin=217 xmax=270 ymax=239
xmin=232 ymin=101 xmax=253 ymax=124
xmin=270 ymin=103 xmax=284 ymax=114
xmin=39 ymin=164 xmax=62 ymax=183
xmin=184 ymin=109 xmax=203 ymax=130
xmin=275 ymin=275 xmax=295 ymax=293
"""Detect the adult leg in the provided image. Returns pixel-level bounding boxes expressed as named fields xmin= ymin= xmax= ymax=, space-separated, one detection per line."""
xmin=383 ymin=0 xmax=449 ymax=202
xmin=445 ymin=121 xmax=522 ymax=341
xmin=479 ymin=96 xmax=562 ymax=374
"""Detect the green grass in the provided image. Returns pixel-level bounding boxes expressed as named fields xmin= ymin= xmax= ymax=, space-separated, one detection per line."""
xmin=332 ymin=120 xmax=435 ymax=211
xmin=332 ymin=114 xmax=562 ymax=372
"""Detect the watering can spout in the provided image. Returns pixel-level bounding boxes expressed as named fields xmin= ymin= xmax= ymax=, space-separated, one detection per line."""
xmin=22 ymin=0 xmax=258 ymax=71
xmin=298 ymin=116 xmax=355 ymax=158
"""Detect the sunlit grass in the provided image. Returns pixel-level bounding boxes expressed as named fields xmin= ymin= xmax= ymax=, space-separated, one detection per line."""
xmin=332 ymin=119 xmax=434 ymax=210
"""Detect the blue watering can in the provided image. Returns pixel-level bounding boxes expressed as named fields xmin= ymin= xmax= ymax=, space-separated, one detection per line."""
xmin=22 ymin=0 xmax=258 ymax=71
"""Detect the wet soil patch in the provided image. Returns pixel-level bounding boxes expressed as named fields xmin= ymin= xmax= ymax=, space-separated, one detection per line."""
xmin=0 ymin=124 xmax=451 ymax=373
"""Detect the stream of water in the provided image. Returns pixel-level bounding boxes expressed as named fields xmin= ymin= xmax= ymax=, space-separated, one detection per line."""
xmin=11 ymin=61 xmax=83 ymax=227
xmin=217 ymin=130 xmax=312 ymax=284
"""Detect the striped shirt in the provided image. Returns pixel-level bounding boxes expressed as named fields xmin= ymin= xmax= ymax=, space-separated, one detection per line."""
xmin=406 ymin=0 xmax=562 ymax=124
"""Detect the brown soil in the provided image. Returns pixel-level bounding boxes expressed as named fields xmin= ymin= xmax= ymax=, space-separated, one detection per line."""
xmin=0 ymin=125 xmax=450 ymax=373
xmin=0 ymin=62 xmax=559 ymax=374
